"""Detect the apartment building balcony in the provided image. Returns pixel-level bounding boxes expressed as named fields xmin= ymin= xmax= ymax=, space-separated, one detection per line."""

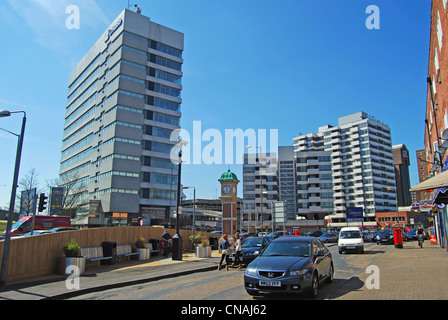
xmin=308 ymin=177 xmax=320 ymax=184
xmin=333 ymin=177 xmax=343 ymax=184
xmin=308 ymin=187 xmax=321 ymax=193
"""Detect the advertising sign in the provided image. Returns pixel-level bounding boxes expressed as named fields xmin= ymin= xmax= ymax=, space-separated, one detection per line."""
xmin=272 ymin=201 xmax=286 ymax=223
xmin=20 ymin=188 xmax=37 ymax=215
xmin=346 ymin=207 xmax=364 ymax=222
xmin=50 ymin=187 xmax=64 ymax=215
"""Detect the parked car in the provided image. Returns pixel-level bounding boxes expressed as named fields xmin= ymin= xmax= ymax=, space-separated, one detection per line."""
xmin=48 ymin=227 xmax=78 ymax=232
xmin=244 ymin=236 xmax=333 ymax=297
xmin=407 ymin=228 xmax=418 ymax=241
xmin=338 ymin=227 xmax=364 ymax=254
xmin=267 ymin=231 xmax=289 ymax=239
xmin=19 ymin=230 xmax=53 ymax=237
xmin=240 ymin=233 xmax=257 ymax=242
xmin=376 ymin=229 xmax=394 ymax=245
xmin=318 ymin=232 xmax=338 ymax=243
xmin=230 ymin=236 xmax=273 ymax=266
xmin=305 ymin=231 xmax=323 ymax=237
xmin=258 ymin=232 xmax=268 ymax=237
xmin=362 ymin=231 xmax=374 ymax=242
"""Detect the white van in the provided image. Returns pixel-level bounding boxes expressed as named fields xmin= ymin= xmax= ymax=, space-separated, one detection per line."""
xmin=338 ymin=227 xmax=364 ymax=254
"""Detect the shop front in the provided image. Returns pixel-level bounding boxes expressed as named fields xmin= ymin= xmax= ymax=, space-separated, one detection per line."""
xmin=410 ymin=170 xmax=448 ymax=251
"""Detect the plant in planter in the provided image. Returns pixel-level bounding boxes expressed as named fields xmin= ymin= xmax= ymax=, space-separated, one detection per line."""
xmin=59 ymin=239 xmax=85 ymax=276
xmin=189 ymin=233 xmax=203 ymax=247
xmin=135 ymin=236 xmax=150 ymax=260
xmin=63 ymin=239 xmax=82 ymax=257
xmin=193 ymin=233 xmax=211 ymax=258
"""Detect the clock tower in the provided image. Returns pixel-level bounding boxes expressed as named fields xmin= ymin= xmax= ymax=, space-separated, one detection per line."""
xmin=219 ymin=169 xmax=240 ymax=236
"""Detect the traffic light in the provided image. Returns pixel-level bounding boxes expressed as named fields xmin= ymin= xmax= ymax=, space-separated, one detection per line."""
xmin=38 ymin=193 xmax=48 ymax=213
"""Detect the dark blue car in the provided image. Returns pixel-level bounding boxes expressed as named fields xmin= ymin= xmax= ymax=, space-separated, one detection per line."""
xmin=244 ymin=236 xmax=333 ymax=297
xmin=229 ymin=236 xmax=272 ymax=266
xmin=406 ymin=228 xmax=418 ymax=241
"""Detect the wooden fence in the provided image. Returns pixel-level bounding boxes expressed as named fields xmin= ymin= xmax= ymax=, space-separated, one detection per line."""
xmin=0 ymin=227 xmax=217 ymax=284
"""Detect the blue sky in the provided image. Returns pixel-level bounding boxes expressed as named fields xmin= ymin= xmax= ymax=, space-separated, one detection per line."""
xmin=0 ymin=0 xmax=431 ymax=207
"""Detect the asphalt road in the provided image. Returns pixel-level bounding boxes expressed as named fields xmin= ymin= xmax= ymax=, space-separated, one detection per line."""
xmin=70 ymin=241 xmax=392 ymax=300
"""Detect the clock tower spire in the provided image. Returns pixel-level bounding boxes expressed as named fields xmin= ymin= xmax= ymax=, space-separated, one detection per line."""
xmin=218 ymin=169 xmax=240 ymax=236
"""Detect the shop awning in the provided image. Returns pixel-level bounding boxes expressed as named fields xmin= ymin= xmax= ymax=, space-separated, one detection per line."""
xmin=432 ymin=187 xmax=448 ymax=205
xmin=410 ymin=170 xmax=448 ymax=192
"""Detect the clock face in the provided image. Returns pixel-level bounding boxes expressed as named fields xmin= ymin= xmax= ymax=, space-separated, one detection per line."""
xmin=222 ymin=185 xmax=231 ymax=195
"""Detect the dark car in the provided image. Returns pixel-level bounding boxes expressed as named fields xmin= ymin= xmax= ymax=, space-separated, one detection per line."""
xmin=305 ymin=231 xmax=323 ymax=237
xmin=361 ymin=231 xmax=375 ymax=242
xmin=376 ymin=229 xmax=394 ymax=245
xmin=318 ymin=232 xmax=338 ymax=243
xmin=407 ymin=228 xmax=418 ymax=241
xmin=240 ymin=233 xmax=257 ymax=242
xmin=267 ymin=231 xmax=289 ymax=239
xmin=230 ymin=236 xmax=273 ymax=266
xmin=244 ymin=237 xmax=333 ymax=298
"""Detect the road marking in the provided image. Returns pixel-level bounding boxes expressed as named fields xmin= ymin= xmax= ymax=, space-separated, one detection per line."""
xmin=183 ymin=283 xmax=195 ymax=287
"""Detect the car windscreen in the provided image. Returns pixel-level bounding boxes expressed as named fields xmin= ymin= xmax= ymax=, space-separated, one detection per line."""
xmin=10 ymin=220 xmax=25 ymax=230
xmin=242 ymin=238 xmax=264 ymax=247
xmin=340 ymin=231 xmax=362 ymax=239
xmin=377 ymin=230 xmax=393 ymax=235
xmin=261 ymin=241 xmax=311 ymax=257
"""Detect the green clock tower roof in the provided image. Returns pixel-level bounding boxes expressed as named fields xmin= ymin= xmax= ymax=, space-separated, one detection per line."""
xmin=219 ymin=169 xmax=239 ymax=181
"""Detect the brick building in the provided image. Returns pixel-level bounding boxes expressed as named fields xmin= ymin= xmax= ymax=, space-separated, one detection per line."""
xmin=376 ymin=210 xmax=432 ymax=229
xmin=423 ymin=0 xmax=448 ymax=180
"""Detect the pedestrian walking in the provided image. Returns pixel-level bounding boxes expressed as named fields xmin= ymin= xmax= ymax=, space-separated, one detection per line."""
xmin=231 ymin=233 xmax=242 ymax=269
xmin=161 ymin=230 xmax=172 ymax=257
xmin=218 ymin=234 xmax=231 ymax=271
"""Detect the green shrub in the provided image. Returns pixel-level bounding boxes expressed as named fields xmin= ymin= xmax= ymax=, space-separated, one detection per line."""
xmin=189 ymin=232 xmax=203 ymax=245
xmin=135 ymin=236 xmax=146 ymax=249
xmin=63 ymin=239 xmax=81 ymax=257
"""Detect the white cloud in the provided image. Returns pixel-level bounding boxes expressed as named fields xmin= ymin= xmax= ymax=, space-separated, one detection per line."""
xmin=6 ymin=0 xmax=111 ymax=50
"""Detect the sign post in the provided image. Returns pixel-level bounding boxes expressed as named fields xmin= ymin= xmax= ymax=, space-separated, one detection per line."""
xmin=346 ymin=207 xmax=364 ymax=229
xmin=273 ymin=201 xmax=286 ymax=232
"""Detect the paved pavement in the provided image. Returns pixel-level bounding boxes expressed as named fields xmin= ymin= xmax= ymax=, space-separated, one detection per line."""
xmin=0 ymin=241 xmax=447 ymax=300
xmin=329 ymin=241 xmax=448 ymax=300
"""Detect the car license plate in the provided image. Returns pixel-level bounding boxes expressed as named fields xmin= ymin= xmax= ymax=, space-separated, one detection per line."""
xmin=259 ymin=280 xmax=281 ymax=287
xmin=347 ymin=246 xmax=355 ymax=249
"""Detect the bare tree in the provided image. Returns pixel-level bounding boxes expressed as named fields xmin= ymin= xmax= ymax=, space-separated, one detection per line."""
xmin=47 ymin=172 xmax=89 ymax=218
xmin=17 ymin=168 xmax=42 ymax=216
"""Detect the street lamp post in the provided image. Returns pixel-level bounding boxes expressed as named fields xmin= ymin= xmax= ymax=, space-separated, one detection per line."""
xmin=172 ymin=140 xmax=188 ymax=261
xmin=0 ymin=110 xmax=26 ymax=286
xmin=182 ymin=186 xmax=196 ymax=235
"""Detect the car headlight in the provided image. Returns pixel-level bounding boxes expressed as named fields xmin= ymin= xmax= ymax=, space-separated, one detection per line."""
xmin=245 ymin=268 xmax=257 ymax=276
xmin=290 ymin=268 xmax=312 ymax=276
xmin=389 ymin=235 xmax=394 ymax=239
